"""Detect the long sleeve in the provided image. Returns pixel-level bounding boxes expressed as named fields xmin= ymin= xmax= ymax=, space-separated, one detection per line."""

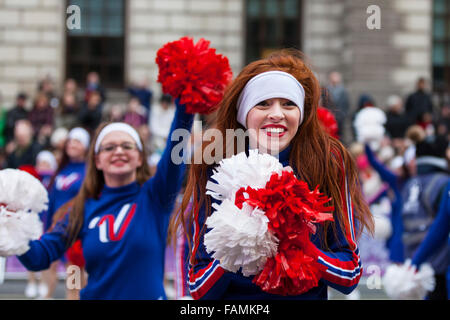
xmin=308 ymin=175 xmax=362 ymax=294
xmin=411 ymin=181 xmax=450 ymax=267
xmin=17 ymin=213 xmax=70 ymax=271
xmin=187 ymin=195 xmax=231 ymax=300
xmin=144 ymin=100 xmax=194 ymax=211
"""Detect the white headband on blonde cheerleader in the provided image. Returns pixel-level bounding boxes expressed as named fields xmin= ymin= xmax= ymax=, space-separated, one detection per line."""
xmin=94 ymin=123 xmax=143 ymax=153
xmin=68 ymin=127 xmax=90 ymax=149
xmin=236 ymin=70 xmax=305 ymax=128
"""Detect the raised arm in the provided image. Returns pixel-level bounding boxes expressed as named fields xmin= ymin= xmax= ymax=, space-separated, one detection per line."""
xmin=364 ymin=143 xmax=398 ymax=188
xmin=145 ymin=100 xmax=194 ymax=210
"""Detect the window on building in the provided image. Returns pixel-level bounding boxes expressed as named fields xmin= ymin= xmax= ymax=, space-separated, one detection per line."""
xmin=432 ymin=0 xmax=450 ymax=97
xmin=245 ymin=0 xmax=302 ymax=64
xmin=66 ymin=0 xmax=125 ymax=88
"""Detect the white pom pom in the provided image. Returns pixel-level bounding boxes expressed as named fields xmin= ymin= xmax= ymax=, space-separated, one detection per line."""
xmin=383 ymin=260 xmax=436 ymax=299
xmin=204 ymin=200 xmax=278 ymax=276
xmin=373 ymin=215 xmax=392 ymax=240
xmin=0 ymin=169 xmax=48 ymax=213
xmin=353 ymin=107 xmax=386 ymax=127
xmin=371 ymin=198 xmax=392 ymax=240
xmin=353 ymin=107 xmax=386 ymax=146
xmin=206 ymin=150 xmax=283 ymax=202
xmin=0 ymin=207 xmax=43 ymax=257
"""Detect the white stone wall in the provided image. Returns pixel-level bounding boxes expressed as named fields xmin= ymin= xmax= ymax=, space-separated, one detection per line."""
xmin=302 ymin=0 xmax=432 ymax=111
xmin=0 ymin=0 xmax=65 ymax=108
xmin=391 ymin=0 xmax=432 ymax=95
xmin=302 ymin=0 xmax=345 ymax=84
xmin=126 ymin=0 xmax=244 ymax=99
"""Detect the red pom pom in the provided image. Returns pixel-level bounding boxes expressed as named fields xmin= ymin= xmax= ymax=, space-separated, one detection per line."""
xmin=156 ymin=37 xmax=233 ymax=114
xmin=66 ymin=239 xmax=85 ymax=268
xmin=235 ymin=171 xmax=334 ymax=295
xmin=18 ymin=165 xmax=41 ymax=181
xmin=318 ymin=107 xmax=339 ymax=139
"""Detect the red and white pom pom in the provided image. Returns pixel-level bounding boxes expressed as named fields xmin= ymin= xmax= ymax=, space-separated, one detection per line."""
xmin=204 ymin=151 xmax=335 ymax=295
xmin=205 ymin=149 xmax=284 ymax=202
xmin=236 ymin=171 xmax=334 ymax=295
xmin=0 ymin=169 xmax=47 ymax=257
xmin=156 ymin=36 xmax=233 ymax=114
xmin=204 ymin=201 xmax=278 ymax=276
xmin=383 ymin=260 xmax=435 ymax=299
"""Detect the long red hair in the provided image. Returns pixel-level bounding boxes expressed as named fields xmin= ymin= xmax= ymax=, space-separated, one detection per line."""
xmin=169 ymin=49 xmax=373 ymax=256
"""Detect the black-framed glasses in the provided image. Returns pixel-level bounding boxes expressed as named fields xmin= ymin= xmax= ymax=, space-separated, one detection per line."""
xmin=98 ymin=142 xmax=138 ymax=153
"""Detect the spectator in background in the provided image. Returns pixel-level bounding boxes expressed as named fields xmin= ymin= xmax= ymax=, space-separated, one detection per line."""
xmin=63 ymin=78 xmax=81 ymax=100
xmin=105 ymin=104 xmax=124 ymax=122
xmin=435 ymin=104 xmax=450 ymax=140
xmin=405 ymin=77 xmax=434 ymax=126
xmin=5 ymin=92 xmax=29 ymax=144
xmin=78 ymin=90 xmax=103 ymax=134
xmin=384 ymin=95 xmax=410 ymax=153
xmin=123 ymin=96 xmax=147 ymax=128
xmin=0 ymin=91 xmax=6 ymax=148
xmin=28 ymin=92 xmax=54 ymax=148
xmin=38 ymin=75 xmax=59 ymax=109
xmin=128 ymin=78 xmax=153 ymax=122
xmin=55 ymin=92 xmax=80 ymax=129
xmin=325 ymin=71 xmax=350 ymax=140
xmin=84 ymin=71 xmax=106 ymax=104
xmin=5 ymin=119 xmax=42 ymax=168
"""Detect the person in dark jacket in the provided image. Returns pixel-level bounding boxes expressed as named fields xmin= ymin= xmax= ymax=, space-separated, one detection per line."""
xmin=6 ymin=119 xmax=42 ymax=169
xmin=4 ymin=92 xmax=29 ymax=144
xmin=405 ymin=77 xmax=434 ymax=125
xmin=78 ymin=90 xmax=103 ymax=134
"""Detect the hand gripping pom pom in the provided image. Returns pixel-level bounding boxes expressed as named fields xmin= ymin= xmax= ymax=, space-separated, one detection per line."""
xmin=206 ymin=150 xmax=284 ymax=202
xmin=156 ymin=36 xmax=233 ymax=114
xmin=237 ymin=171 xmax=335 ymax=295
xmin=204 ymin=201 xmax=278 ymax=276
xmin=383 ymin=260 xmax=436 ymax=299
xmin=0 ymin=169 xmax=47 ymax=256
xmin=0 ymin=206 xmax=43 ymax=256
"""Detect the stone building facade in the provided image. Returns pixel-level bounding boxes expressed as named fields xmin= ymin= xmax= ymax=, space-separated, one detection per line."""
xmin=0 ymin=0 xmax=443 ymax=117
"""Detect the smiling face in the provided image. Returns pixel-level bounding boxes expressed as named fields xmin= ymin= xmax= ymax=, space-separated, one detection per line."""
xmin=94 ymin=131 xmax=143 ymax=187
xmin=246 ymin=97 xmax=301 ymax=154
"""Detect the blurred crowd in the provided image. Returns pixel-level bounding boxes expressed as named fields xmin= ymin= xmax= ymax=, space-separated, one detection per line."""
xmin=0 ymin=71 xmax=177 ymax=175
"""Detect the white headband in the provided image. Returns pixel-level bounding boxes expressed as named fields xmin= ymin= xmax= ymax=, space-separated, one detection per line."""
xmin=68 ymin=127 xmax=90 ymax=149
xmin=36 ymin=150 xmax=57 ymax=171
xmin=236 ymin=70 xmax=305 ymax=128
xmin=94 ymin=123 xmax=143 ymax=153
